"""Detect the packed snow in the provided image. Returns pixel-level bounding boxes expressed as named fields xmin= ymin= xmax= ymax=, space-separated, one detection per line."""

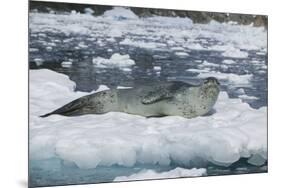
xmin=30 ymin=69 xmax=267 ymax=170
xmin=114 ymin=167 xmax=206 ymax=181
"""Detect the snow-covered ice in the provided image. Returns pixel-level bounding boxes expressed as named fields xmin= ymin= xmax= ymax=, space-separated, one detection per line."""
xmin=30 ymin=69 xmax=267 ymax=170
xmin=114 ymin=167 xmax=206 ymax=181
xmin=92 ymin=53 xmax=135 ymax=68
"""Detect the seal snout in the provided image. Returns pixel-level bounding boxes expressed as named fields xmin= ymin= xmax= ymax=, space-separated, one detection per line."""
xmin=203 ymin=77 xmax=220 ymax=85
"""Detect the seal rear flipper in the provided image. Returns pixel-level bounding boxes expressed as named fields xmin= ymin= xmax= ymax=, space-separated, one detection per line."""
xmin=40 ymin=95 xmax=90 ymax=117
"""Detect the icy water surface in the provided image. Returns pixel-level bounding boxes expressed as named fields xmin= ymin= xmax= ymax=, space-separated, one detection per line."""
xmin=29 ymin=12 xmax=268 ymax=109
xmin=29 ymin=9 xmax=267 ymax=187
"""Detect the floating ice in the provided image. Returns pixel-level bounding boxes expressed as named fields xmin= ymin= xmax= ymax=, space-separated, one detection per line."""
xmin=222 ymin=59 xmax=236 ymax=65
xmin=29 ymin=48 xmax=39 ymax=52
xmin=30 ymin=70 xmax=267 ymax=170
xmin=61 ymin=61 xmax=72 ymax=68
xmin=92 ymin=53 xmax=135 ymax=68
xmin=120 ymin=38 xmax=167 ymax=49
xmin=114 ymin=167 xmax=206 ymax=181
xmin=247 ymin=154 xmax=266 ymax=166
xmin=46 ymin=46 xmax=52 ymax=51
xmin=236 ymin=88 xmax=246 ymax=94
xmin=199 ymin=60 xmax=219 ymax=67
xmin=103 ymin=7 xmax=138 ymax=20
xmin=84 ymin=8 xmax=94 ymax=15
xmin=153 ymin=66 xmax=162 ymax=71
xmin=171 ymin=47 xmax=185 ymax=51
xmin=186 ymin=43 xmax=206 ymax=50
xmin=34 ymin=58 xmax=44 ymax=66
xmin=175 ymin=52 xmax=189 ymax=57
xmin=239 ymin=94 xmax=259 ymax=100
xmin=222 ymin=48 xmax=248 ymax=58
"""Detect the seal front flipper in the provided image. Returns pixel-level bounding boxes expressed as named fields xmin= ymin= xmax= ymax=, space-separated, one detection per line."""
xmin=40 ymin=95 xmax=90 ymax=117
xmin=141 ymin=81 xmax=195 ymax=105
xmin=141 ymin=90 xmax=173 ymax=104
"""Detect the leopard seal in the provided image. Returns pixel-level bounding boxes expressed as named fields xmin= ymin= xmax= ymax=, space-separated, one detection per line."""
xmin=40 ymin=77 xmax=220 ymax=118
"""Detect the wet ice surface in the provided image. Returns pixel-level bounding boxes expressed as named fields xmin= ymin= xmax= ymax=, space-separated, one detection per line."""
xmin=29 ymin=8 xmax=267 ymax=187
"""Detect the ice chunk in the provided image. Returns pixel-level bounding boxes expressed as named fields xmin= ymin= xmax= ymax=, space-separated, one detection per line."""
xmin=175 ymin=52 xmax=189 ymax=57
xmin=171 ymin=47 xmax=185 ymax=51
xmin=120 ymin=38 xmax=167 ymax=49
xmin=103 ymin=7 xmax=138 ymax=20
xmin=114 ymin=168 xmax=206 ymax=181
xmin=29 ymin=48 xmax=39 ymax=52
xmin=239 ymin=94 xmax=258 ymax=100
xmin=61 ymin=61 xmax=72 ymax=68
xmin=247 ymin=154 xmax=266 ymax=166
xmin=222 ymin=59 xmax=236 ymax=65
xmin=199 ymin=60 xmax=219 ymax=67
xmin=153 ymin=66 xmax=161 ymax=71
xmin=222 ymin=48 xmax=248 ymax=58
xmin=92 ymin=53 xmax=135 ymax=68
xmin=187 ymin=43 xmax=206 ymax=50
xmin=34 ymin=58 xmax=44 ymax=66
xmin=84 ymin=8 xmax=94 ymax=15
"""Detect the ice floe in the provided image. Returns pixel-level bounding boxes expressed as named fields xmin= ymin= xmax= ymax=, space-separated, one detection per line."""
xmin=30 ymin=69 xmax=267 ymax=170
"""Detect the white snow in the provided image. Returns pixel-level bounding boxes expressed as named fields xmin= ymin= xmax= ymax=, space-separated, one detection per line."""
xmin=114 ymin=167 xmax=206 ymax=181
xmin=92 ymin=53 xmax=135 ymax=68
xmin=30 ymin=70 xmax=267 ymax=169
